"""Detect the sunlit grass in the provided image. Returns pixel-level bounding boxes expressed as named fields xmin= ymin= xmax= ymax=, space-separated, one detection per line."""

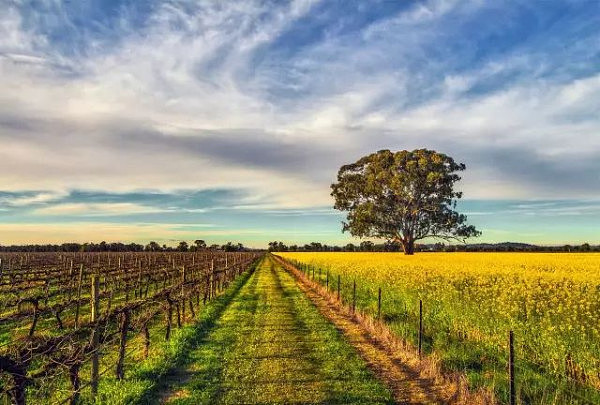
xmin=157 ymin=257 xmax=393 ymax=404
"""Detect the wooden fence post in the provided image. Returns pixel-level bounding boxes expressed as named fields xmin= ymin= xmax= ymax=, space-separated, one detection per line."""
xmin=352 ymin=280 xmax=356 ymax=313
xmin=418 ymin=299 xmax=423 ymax=359
xmin=90 ymin=274 xmax=100 ymax=397
xmin=326 ymin=271 xmax=329 ymax=290
xmin=378 ymin=287 xmax=382 ymax=320
xmin=509 ymin=330 xmax=516 ymax=405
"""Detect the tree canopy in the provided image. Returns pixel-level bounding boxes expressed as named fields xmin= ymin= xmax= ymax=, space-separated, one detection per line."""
xmin=330 ymin=149 xmax=480 ymax=254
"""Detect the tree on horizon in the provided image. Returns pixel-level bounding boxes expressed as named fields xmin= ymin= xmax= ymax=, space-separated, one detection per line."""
xmin=331 ymin=149 xmax=480 ymax=255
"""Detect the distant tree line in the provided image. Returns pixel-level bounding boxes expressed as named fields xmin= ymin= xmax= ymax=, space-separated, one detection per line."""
xmin=0 ymin=239 xmax=254 ymax=252
xmin=268 ymin=241 xmax=600 ymax=253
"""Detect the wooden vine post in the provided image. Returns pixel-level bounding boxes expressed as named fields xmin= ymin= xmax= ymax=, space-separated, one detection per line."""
xmin=210 ymin=260 xmax=215 ymax=299
xmin=377 ymin=287 xmax=382 ymax=320
xmin=204 ymin=273 xmax=210 ymax=305
xmin=90 ymin=274 xmax=100 ymax=397
xmin=143 ymin=324 xmax=150 ymax=358
xmin=181 ymin=266 xmax=186 ymax=321
xmin=116 ymin=309 xmax=131 ymax=380
xmin=165 ymin=296 xmax=173 ymax=341
xmin=68 ymin=362 xmax=81 ymax=405
xmin=28 ymin=299 xmax=39 ymax=337
xmin=74 ymin=264 xmax=84 ymax=328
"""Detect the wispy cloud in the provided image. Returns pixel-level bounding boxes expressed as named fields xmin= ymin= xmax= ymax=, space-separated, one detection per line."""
xmin=33 ymin=202 xmax=173 ymax=216
xmin=0 ymin=191 xmax=68 ymax=207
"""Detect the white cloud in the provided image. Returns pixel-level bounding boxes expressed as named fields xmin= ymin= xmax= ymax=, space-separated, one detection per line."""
xmin=33 ymin=202 xmax=171 ymax=216
xmin=0 ymin=0 xmax=598 ymax=210
xmin=1 ymin=191 xmax=68 ymax=207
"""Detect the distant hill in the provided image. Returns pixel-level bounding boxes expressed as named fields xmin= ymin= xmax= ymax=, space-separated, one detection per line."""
xmin=463 ymin=242 xmax=537 ymax=249
xmin=420 ymin=241 xmax=597 ymax=252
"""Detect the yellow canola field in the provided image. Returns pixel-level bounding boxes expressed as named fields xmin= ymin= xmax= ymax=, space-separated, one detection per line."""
xmin=279 ymin=252 xmax=600 ymax=384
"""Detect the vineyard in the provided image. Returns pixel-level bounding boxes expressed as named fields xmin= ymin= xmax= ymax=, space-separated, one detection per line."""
xmin=278 ymin=252 xmax=600 ymax=405
xmin=0 ymin=251 xmax=261 ymax=404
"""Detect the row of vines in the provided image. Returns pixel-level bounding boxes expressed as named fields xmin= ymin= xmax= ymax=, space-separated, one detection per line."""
xmin=0 ymin=251 xmax=261 ymax=404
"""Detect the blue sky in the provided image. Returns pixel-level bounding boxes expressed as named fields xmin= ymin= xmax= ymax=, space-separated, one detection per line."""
xmin=0 ymin=0 xmax=599 ymax=247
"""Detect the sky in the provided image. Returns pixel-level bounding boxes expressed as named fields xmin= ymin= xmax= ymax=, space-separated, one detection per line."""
xmin=0 ymin=0 xmax=599 ymax=247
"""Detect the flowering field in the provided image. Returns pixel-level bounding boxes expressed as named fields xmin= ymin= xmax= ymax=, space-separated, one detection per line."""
xmin=278 ymin=252 xmax=600 ymax=404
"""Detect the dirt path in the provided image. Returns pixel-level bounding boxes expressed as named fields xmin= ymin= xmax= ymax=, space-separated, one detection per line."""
xmin=156 ymin=256 xmax=394 ymax=404
xmin=275 ymin=255 xmax=457 ymax=405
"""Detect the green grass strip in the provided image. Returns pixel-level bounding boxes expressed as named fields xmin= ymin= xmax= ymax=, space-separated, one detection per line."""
xmin=152 ymin=256 xmax=393 ymax=404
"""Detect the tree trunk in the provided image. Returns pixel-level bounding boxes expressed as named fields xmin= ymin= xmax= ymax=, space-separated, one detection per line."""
xmin=401 ymin=238 xmax=415 ymax=255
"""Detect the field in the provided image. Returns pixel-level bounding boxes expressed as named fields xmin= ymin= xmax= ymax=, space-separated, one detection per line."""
xmin=278 ymin=252 xmax=600 ymax=404
xmin=0 ymin=251 xmax=260 ymax=404
xmin=2 ymin=251 xmax=599 ymax=404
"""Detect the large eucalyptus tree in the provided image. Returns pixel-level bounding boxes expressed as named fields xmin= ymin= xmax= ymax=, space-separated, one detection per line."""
xmin=331 ymin=149 xmax=480 ymax=255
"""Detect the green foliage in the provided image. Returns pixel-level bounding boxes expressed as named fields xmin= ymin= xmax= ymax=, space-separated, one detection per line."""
xmin=331 ymin=149 xmax=480 ymax=254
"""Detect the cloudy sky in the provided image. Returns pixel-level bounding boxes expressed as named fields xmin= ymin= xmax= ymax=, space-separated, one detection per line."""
xmin=0 ymin=0 xmax=599 ymax=247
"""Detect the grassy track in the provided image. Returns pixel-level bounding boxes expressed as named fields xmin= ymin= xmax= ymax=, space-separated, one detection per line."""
xmin=156 ymin=256 xmax=393 ymax=404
